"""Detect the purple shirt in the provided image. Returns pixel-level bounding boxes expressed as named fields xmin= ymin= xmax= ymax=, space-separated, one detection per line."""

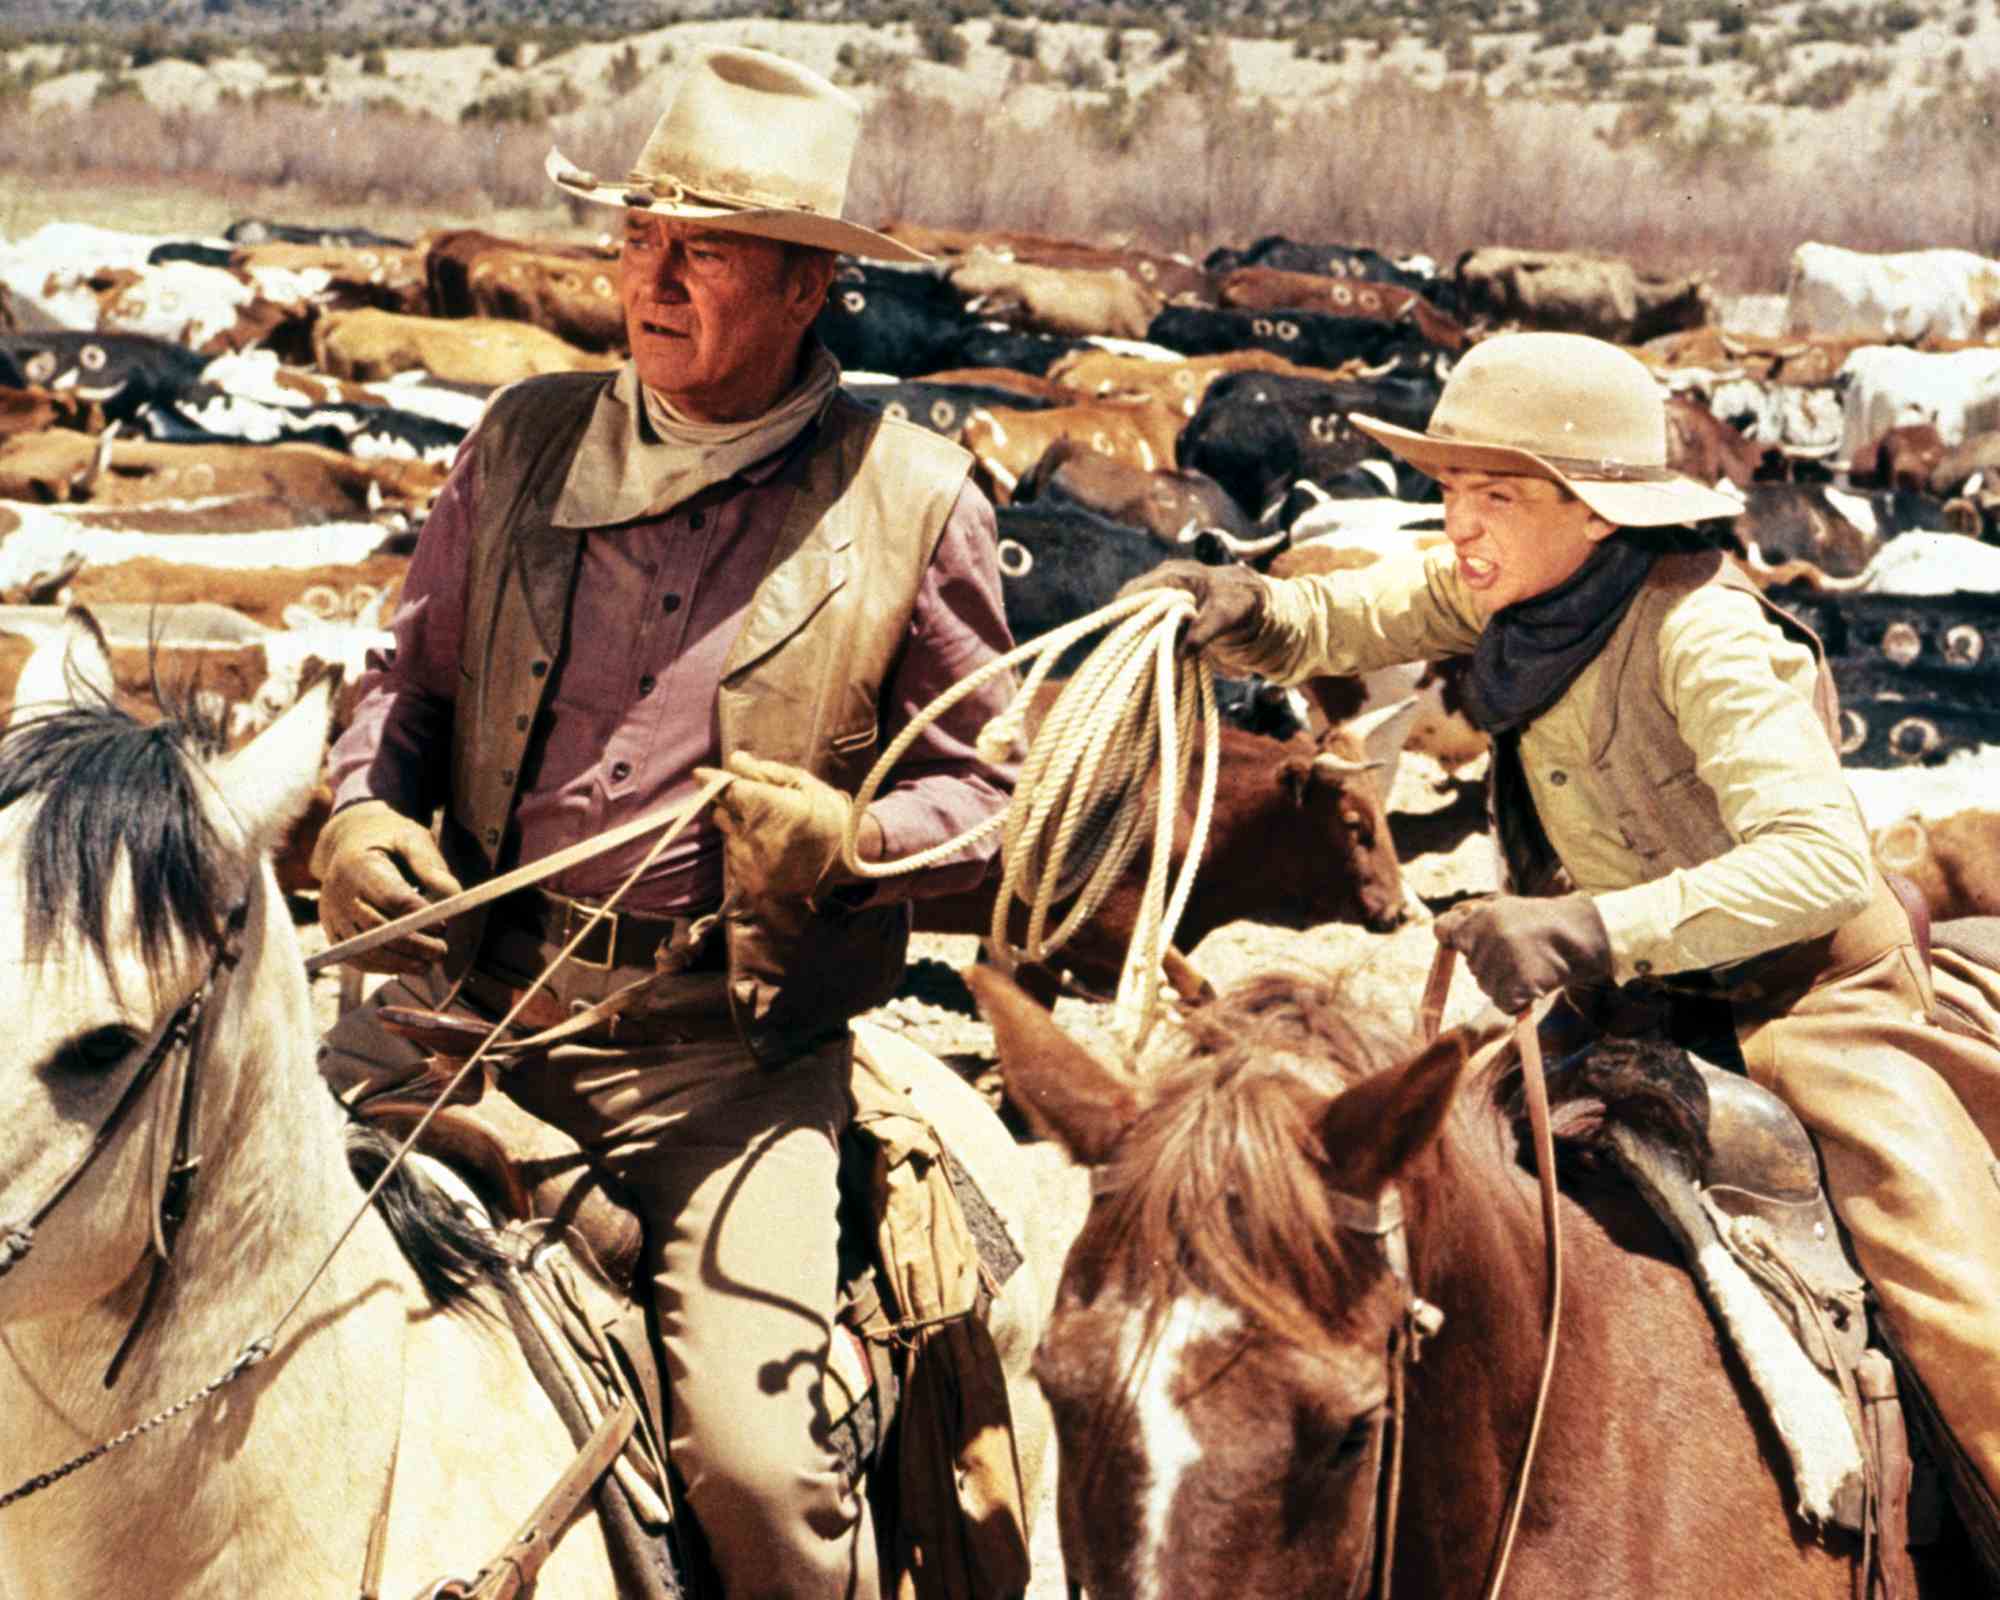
xmin=328 ymin=415 xmax=1017 ymax=915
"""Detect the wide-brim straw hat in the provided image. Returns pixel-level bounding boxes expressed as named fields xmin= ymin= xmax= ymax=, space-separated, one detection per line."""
xmin=547 ymin=45 xmax=927 ymax=265
xmin=1351 ymin=330 xmax=1743 ymax=527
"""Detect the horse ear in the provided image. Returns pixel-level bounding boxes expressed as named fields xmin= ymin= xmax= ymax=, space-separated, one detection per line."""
xmin=207 ymin=674 xmax=336 ymax=858
xmin=1318 ymin=1032 xmax=1468 ymax=1196
xmin=967 ymin=962 xmax=1140 ymax=1166
xmin=11 ymin=605 xmax=115 ymax=719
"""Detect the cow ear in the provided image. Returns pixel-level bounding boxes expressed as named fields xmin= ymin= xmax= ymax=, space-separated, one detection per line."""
xmin=1318 ymin=1030 xmax=1469 ymax=1198
xmin=968 ymin=961 xmax=1140 ymax=1167
xmin=207 ymin=675 xmax=336 ymax=859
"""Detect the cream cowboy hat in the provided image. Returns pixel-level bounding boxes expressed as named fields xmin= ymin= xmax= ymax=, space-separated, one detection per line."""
xmin=546 ymin=45 xmax=928 ymax=265
xmin=1351 ymin=331 xmax=1743 ymax=527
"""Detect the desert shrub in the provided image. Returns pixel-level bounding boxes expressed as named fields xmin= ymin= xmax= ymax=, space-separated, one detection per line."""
xmin=1104 ymin=25 xmax=1125 ymax=63
xmin=916 ymin=17 xmax=969 ymax=66
xmin=1873 ymin=0 xmax=1924 ymax=32
xmin=1170 ymin=34 xmax=1236 ymax=94
xmin=361 ymin=47 xmax=388 ymax=76
xmin=604 ymin=43 xmax=643 ymax=93
xmin=1573 ymin=44 xmax=1622 ymax=90
xmin=991 ymin=19 xmax=1039 ymax=58
xmin=92 ymin=71 xmax=142 ymax=103
xmin=836 ymin=40 xmax=908 ymax=88
xmin=460 ymin=84 xmax=546 ymax=123
xmin=1060 ymin=46 xmax=1106 ymax=89
xmin=1701 ymin=1 xmax=1751 ymax=35
xmin=1654 ymin=7 xmax=1691 ymax=46
xmin=1780 ymin=54 xmax=1887 ymax=107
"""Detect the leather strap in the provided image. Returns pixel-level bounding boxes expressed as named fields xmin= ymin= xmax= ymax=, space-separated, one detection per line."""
xmin=420 ymin=1398 xmax=638 ymax=1600
xmin=305 ymin=776 xmax=731 ymax=977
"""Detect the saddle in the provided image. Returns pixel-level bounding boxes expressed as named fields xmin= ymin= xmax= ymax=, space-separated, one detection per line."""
xmin=345 ymin=1015 xmax=1032 ymax=1600
xmin=1541 ymin=983 xmax=2000 ymax=1599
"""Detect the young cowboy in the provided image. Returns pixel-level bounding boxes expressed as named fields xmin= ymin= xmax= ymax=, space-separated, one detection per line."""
xmin=1128 ymin=330 xmax=2000 ymax=1517
xmin=315 ymin=48 xmax=1016 ymax=1599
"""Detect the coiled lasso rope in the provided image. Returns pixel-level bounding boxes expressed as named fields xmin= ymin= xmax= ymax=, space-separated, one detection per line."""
xmin=842 ymin=588 xmax=1219 ymax=1052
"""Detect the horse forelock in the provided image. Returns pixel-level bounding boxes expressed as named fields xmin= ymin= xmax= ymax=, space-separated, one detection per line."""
xmin=0 ymin=699 xmax=234 ymax=996
xmin=1090 ymin=972 xmax=1410 ymax=1353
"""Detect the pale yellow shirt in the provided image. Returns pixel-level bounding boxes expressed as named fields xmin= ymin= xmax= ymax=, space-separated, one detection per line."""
xmin=1224 ymin=546 xmax=1875 ymax=983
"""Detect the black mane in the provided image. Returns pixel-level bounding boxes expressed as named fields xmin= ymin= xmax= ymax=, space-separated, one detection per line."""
xmin=0 ymin=698 xmax=232 ymax=989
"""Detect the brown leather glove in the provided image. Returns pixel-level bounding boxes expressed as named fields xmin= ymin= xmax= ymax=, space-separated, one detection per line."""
xmin=701 ymin=753 xmax=876 ymax=908
xmin=311 ymin=800 xmax=464 ymax=975
xmin=1115 ymin=559 xmax=1273 ymax=653
xmin=1434 ymin=892 xmax=1612 ymax=1016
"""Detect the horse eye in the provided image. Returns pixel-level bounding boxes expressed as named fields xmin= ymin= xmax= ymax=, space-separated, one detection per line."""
xmin=57 ymin=1025 xmax=142 ymax=1075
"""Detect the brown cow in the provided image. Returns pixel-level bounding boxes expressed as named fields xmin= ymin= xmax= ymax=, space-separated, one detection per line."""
xmin=1014 ymin=436 xmax=1273 ymax=557
xmin=1930 ymin=429 xmax=2000 ymax=498
xmin=232 ymin=241 xmax=432 ymax=318
xmin=961 ymin=399 xmax=1184 ymax=504
xmin=1634 ymin=328 xmax=1879 ymax=387
xmin=1454 ymin=246 xmax=1712 ymax=343
xmin=1850 ymin=422 xmax=1949 ymax=495
xmin=312 ymin=308 xmax=620 ymax=386
xmin=16 ymin=551 xmax=411 ymax=630
xmin=913 ymin=690 xmax=1409 ymax=997
xmin=1045 ymin=347 xmax=1354 ymax=418
xmin=1217 ymin=266 xmax=1469 ymax=350
xmin=878 ymin=222 xmax=1214 ymax=303
xmin=1874 ymin=810 xmax=2000 ymax=923
xmin=947 ymin=252 xmax=1164 ymax=341
xmin=1665 ymin=394 xmax=1761 ymax=490
xmin=0 ymin=430 xmax=442 ymax=520
xmin=459 ymin=243 xmax=626 ymax=355
xmin=913 ymin=367 xmax=1074 ymax=403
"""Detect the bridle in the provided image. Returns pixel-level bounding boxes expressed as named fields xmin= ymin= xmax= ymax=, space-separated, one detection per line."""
xmin=0 ymin=897 xmax=250 ymax=1389
xmin=1334 ymin=949 xmax=1565 ymax=1600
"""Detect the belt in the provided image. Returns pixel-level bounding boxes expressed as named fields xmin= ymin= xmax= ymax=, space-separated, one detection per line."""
xmin=493 ymin=888 xmax=724 ymax=974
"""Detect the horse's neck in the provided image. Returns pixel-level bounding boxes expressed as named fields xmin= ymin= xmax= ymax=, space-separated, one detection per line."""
xmin=0 ymin=891 xmax=416 ymax=1598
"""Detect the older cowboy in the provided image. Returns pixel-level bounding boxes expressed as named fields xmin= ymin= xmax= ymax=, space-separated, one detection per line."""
xmin=315 ymin=48 xmax=1015 ymax=1599
xmin=1129 ymin=330 xmax=2000 ymax=1528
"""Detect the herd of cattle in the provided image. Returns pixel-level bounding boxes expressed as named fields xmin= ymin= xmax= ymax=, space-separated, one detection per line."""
xmin=1 ymin=214 xmax=1998 ymax=979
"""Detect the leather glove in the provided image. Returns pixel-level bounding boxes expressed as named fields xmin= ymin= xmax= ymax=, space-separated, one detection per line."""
xmin=1433 ymin=892 xmax=1612 ymax=1016
xmin=311 ymin=800 xmax=464 ymax=975
xmin=700 ymin=753 xmax=875 ymax=908
xmin=1115 ymin=559 xmax=1272 ymax=653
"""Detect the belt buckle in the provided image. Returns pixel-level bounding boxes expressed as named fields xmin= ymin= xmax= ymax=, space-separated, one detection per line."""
xmin=559 ymin=899 xmax=619 ymax=970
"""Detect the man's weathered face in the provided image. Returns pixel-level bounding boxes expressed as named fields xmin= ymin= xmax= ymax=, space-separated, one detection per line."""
xmin=618 ymin=214 xmax=826 ymax=420
xmin=1436 ymin=468 xmax=1616 ymax=619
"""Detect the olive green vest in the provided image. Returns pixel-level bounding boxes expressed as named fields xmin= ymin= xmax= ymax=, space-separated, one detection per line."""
xmin=1504 ymin=552 xmax=1832 ymax=892
xmin=442 ymin=371 xmax=973 ymax=1064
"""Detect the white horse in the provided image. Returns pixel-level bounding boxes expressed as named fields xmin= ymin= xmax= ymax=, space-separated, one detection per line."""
xmin=0 ymin=621 xmax=1053 ymax=1599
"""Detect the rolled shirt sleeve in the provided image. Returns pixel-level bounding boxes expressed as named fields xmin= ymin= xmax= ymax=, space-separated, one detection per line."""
xmin=1219 ymin=546 xmax=1484 ymax=683
xmin=1586 ymin=585 xmax=1874 ymax=982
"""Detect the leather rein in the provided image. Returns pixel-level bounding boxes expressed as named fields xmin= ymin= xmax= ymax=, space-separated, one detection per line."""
xmin=0 ymin=897 xmax=250 ymax=1391
xmin=1341 ymin=943 xmax=1563 ymax=1600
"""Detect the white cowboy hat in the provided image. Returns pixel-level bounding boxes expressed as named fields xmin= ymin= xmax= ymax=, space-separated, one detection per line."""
xmin=546 ymin=45 xmax=928 ymax=266
xmin=1351 ymin=331 xmax=1743 ymax=527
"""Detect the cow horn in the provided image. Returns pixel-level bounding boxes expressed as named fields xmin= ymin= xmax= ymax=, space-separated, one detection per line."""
xmin=1354 ymin=355 xmax=1400 ymax=379
xmin=1200 ymin=526 xmax=1290 ymax=559
xmin=79 ymin=420 xmax=120 ymax=497
xmin=1343 ymin=692 xmax=1421 ymax=749
xmin=1174 ymin=517 xmax=1203 ymax=543
xmin=1292 ymin=478 xmax=1336 ymax=510
xmin=1310 ymin=749 xmax=1382 ymax=778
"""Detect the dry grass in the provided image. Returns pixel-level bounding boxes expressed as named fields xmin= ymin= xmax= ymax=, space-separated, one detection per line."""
xmin=0 ymin=62 xmax=1993 ymax=291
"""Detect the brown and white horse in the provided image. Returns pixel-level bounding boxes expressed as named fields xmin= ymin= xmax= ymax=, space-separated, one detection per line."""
xmin=972 ymin=962 xmax=1939 ymax=1600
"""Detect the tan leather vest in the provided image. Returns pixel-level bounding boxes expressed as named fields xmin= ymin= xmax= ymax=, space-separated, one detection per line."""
xmin=1558 ymin=548 xmax=1911 ymax=995
xmin=442 ymin=372 xmax=973 ymax=1064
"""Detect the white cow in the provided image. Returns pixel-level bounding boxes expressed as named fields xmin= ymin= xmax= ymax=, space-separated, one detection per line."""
xmin=1836 ymin=346 xmax=2000 ymax=465
xmin=1785 ymin=242 xmax=2000 ymax=344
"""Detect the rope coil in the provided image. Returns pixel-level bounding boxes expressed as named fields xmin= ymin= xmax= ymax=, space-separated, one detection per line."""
xmin=845 ymin=587 xmax=1220 ymax=1050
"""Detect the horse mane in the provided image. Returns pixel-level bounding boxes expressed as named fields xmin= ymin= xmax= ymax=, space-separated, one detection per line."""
xmin=344 ymin=1125 xmax=514 ymax=1316
xmin=0 ymin=693 xmax=233 ymax=994
xmin=1093 ymin=969 xmax=1411 ymax=1351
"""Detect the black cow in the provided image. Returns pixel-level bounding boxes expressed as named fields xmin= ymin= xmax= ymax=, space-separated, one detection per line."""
xmin=0 ymin=332 xmax=212 ymax=422
xmin=992 ymin=501 xmax=1297 ymax=735
xmin=1147 ymin=306 xmax=1451 ymax=380
xmin=224 ymin=219 xmax=410 ymax=249
xmin=1767 ymin=584 xmax=2000 ymax=680
xmin=844 ymin=378 xmax=1052 ymax=437
xmin=1826 ymin=660 xmax=2000 ymax=768
xmin=1178 ymin=369 xmax=1445 ymax=519
xmin=942 ymin=325 xmax=1089 ymax=377
xmin=135 ymin=392 xmax=466 ymax=462
xmin=813 ymin=266 xmax=975 ymax=377
xmin=146 ymin=240 xmax=237 ymax=270
xmin=1735 ymin=484 xmax=1951 ymax=578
